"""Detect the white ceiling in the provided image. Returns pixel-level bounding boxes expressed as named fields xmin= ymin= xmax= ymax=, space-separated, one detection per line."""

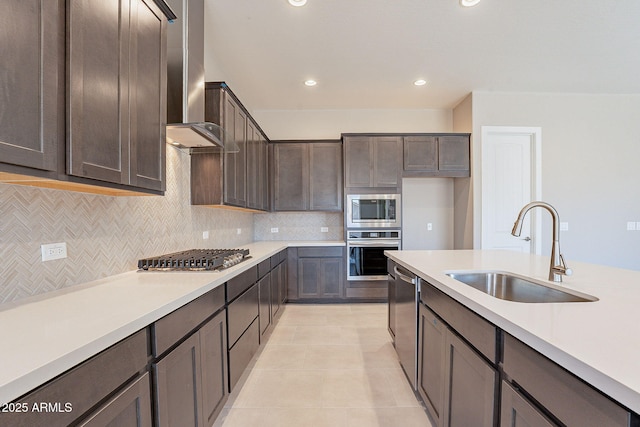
xmin=204 ymin=0 xmax=640 ymax=111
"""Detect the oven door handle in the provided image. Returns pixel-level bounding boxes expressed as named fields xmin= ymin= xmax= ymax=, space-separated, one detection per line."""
xmin=394 ymin=266 xmax=416 ymax=285
xmin=347 ymin=240 xmax=400 ymax=247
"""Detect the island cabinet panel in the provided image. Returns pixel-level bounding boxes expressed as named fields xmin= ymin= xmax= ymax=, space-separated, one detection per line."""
xmin=0 ymin=329 xmax=149 ymax=427
xmin=500 ymin=381 xmax=557 ymax=427
xmin=417 ymin=280 xmax=498 ymax=427
xmin=418 ymin=304 xmax=446 ymax=426
xmin=443 ymin=328 xmax=497 ymax=427
xmin=68 ymin=0 xmax=166 ymax=192
xmin=0 ymin=0 xmax=62 ymax=174
xmin=502 ymin=334 xmax=632 ymax=427
xmin=343 ymin=135 xmax=401 ymax=188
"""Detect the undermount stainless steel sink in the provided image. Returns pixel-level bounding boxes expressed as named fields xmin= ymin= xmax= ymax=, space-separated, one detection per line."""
xmin=445 ymin=271 xmax=598 ymax=303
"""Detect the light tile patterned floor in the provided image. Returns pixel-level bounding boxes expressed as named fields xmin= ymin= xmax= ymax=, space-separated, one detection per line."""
xmin=214 ymin=303 xmax=434 ymax=427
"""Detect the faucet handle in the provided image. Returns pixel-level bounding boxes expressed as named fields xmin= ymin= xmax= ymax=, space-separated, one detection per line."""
xmin=554 ymin=254 xmax=573 ymax=276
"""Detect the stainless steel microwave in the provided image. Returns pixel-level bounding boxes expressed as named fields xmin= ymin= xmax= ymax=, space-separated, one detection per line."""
xmin=346 ymin=194 xmax=401 ymax=228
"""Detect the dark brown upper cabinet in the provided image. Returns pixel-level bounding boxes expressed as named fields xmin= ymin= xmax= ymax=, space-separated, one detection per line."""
xmin=192 ymin=82 xmax=268 ymax=211
xmin=67 ymin=0 xmax=167 ymax=192
xmin=1 ymin=0 xmax=170 ymax=195
xmin=0 ymin=1 xmax=63 ymax=176
xmin=343 ymin=135 xmax=402 ymax=189
xmin=271 ymin=141 xmax=343 ymax=212
xmin=403 ymin=134 xmax=470 ymax=177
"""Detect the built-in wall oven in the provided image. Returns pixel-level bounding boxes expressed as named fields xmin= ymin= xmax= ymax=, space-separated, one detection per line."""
xmin=346 ymin=194 xmax=401 ymax=229
xmin=347 ymin=230 xmax=401 ymax=281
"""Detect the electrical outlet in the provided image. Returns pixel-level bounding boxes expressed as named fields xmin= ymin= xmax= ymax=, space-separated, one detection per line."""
xmin=41 ymin=242 xmax=67 ymax=262
xmin=636 ymin=222 xmax=640 ymax=231
xmin=427 ymin=223 xmax=433 ymax=231
xmin=627 ymin=221 xmax=636 ymax=231
xmin=271 ymin=227 xmax=279 ymax=233
xmin=237 ymin=228 xmax=242 ymax=235
xmin=321 ymin=227 xmax=329 ymax=233
xmin=560 ymin=222 xmax=569 ymax=231
xmin=202 ymin=231 xmax=209 ymax=239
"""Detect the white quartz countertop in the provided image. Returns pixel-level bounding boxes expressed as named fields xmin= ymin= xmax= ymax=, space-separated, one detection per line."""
xmin=0 ymin=240 xmax=344 ymax=405
xmin=385 ymin=249 xmax=640 ymax=413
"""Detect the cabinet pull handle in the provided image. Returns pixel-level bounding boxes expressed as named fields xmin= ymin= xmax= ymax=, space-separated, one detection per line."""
xmin=394 ymin=266 xmax=416 ymax=285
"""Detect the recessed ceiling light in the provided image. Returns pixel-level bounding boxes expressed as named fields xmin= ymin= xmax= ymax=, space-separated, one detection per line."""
xmin=460 ymin=0 xmax=481 ymax=7
xmin=414 ymin=79 xmax=427 ymax=86
xmin=288 ymin=0 xmax=307 ymax=6
xmin=304 ymin=80 xmax=317 ymax=87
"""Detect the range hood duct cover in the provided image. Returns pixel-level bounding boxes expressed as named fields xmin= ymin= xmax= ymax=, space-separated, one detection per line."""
xmin=165 ymin=0 xmax=236 ymax=153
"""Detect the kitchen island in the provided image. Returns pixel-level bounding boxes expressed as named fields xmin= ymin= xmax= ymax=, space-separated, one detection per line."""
xmin=0 ymin=241 xmax=343 ymax=413
xmin=385 ymin=249 xmax=640 ymax=421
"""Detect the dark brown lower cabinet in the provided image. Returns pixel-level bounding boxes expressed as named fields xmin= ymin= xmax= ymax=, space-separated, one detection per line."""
xmin=78 ymin=373 xmax=152 ymax=427
xmin=154 ymin=310 xmax=228 ymax=427
xmin=258 ymin=273 xmax=271 ymax=338
xmin=0 ymin=329 xmax=149 ymax=427
xmin=445 ymin=328 xmax=496 ymax=427
xmin=418 ymin=304 xmax=446 ymax=426
xmin=500 ymin=381 xmax=556 ymax=427
xmin=418 ymin=303 xmax=497 ymax=427
xmin=199 ymin=312 xmax=229 ymax=427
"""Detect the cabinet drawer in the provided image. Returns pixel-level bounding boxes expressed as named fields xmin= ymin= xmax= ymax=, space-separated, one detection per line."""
xmin=1 ymin=329 xmax=148 ymax=427
xmin=228 ymin=317 xmax=260 ymax=392
xmin=227 ymin=283 xmax=259 ymax=347
xmin=258 ymin=258 xmax=271 ymax=279
xmin=227 ymin=265 xmax=258 ymax=302
xmin=78 ymin=372 xmax=152 ymax=427
xmin=420 ymin=280 xmax=497 ymax=363
xmin=152 ymin=285 xmax=225 ymax=357
xmin=270 ymin=249 xmax=287 ymax=266
xmin=297 ymin=246 xmax=343 ymax=258
xmin=503 ymin=334 xmax=631 ymax=427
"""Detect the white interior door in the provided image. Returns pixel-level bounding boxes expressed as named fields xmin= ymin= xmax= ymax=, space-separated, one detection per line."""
xmin=481 ymin=126 xmax=542 ymax=254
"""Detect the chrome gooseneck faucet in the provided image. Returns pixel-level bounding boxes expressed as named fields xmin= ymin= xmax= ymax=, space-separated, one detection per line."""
xmin=511 ymin=201 xmax=572 ymax=282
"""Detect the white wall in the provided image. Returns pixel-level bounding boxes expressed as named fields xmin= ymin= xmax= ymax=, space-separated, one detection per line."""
xmin=402 ymin=178 xmax=454 ymax=250
xmin=471 ymin=92 xmax=640 ymax=270
xmin=251 ymin=109 xmax=452 ymax=140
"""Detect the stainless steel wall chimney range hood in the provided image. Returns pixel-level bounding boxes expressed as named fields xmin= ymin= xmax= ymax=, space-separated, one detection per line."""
xmin=165 ymin=0 xmax=236 ymax=153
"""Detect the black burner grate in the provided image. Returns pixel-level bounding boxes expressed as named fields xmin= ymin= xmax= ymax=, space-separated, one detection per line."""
xmin=138 ymin=248 xmax=250 ymax=271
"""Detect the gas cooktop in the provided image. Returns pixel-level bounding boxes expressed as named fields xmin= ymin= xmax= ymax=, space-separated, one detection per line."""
xmin=137 ymin=248 xmax=250 ymax=271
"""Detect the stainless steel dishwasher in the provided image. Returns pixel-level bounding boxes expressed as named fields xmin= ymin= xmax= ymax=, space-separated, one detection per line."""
xmin=393 ymin=263 xmax=419 ymax=390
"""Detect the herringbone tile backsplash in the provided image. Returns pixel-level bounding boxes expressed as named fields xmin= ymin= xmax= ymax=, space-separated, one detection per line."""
xmin=0 ymin=147 xmax=254 ymax=305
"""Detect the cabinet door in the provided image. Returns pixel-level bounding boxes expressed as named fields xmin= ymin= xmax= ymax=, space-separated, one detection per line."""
xmin=68 ymin=0 xmax=130 ymax=185
xmin=246 ymin=122 xmax=267 ymax=210
xmin=129 ymin=0 xmax=166 ymax=191
xmin=78 ymin=373 xmax=152 ymax=427
xmin=418 ymin=304 xmax=446 ymax=427
xmin=154 ymin=333 xmax=204 ymax=427
xmin=200 ymin=311 xmax=228 ymax=427
xmin=298 ymin=257 xmax=343 ymax=298
xmin=344 ymin=136 xmax=372 ymax=187
xmin=403 ymin=136 xmax=438 ymax=172
xmin=273 ymin=143 xmax=309 ymax=211
xmin=443 ymin=329 xmax=497 ymax=427
xmin=223 ymin=94 xmax=247 ymax=207
xmin=270 ymin=262 xmax=282 ymax=318
xmin=438 ymin=135 xmax=469 ymax=173
xmin=1 ymin=0 xmax=61 ymax=172
xmin=372 ymin=136 xmax=401 ymax=187
xmin=258 ymin=274 xmax=271 ymax=337
xmin=309 ymin=143 xmax=343 ymax=211
xmin=500 ymin=381 xmax=557 ymax=427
